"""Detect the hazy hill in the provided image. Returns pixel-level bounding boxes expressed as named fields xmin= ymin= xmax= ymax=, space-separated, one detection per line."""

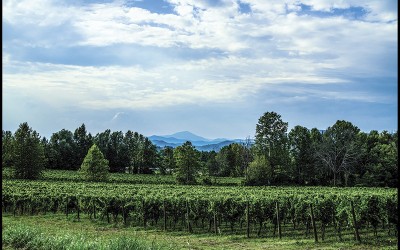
xmin=148 ymin=131 xmax=246 ymax=152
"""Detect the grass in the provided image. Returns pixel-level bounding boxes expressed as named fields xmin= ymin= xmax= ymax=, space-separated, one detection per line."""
xmin=3 ymin=213 xmax=397 ymax=250
xmin=2 ymin=216 xmax=172 ymax=250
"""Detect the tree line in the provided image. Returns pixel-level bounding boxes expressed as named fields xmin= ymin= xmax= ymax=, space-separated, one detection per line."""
xmin=2 ymin=111 xmax=397 ymax=187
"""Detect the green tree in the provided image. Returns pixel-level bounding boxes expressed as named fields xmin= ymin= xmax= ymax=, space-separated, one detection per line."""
xmin=40 ymin=137 xmax=50 ymax=169
xmin=109 ymin=131 xmax=130 ymax=173
xmin=48 ymin=129 xmax=76 ymax=170
xmin=216 ymin=144 xmax=236 ymax=176
xmin=288 ymin=126 xmax=314 ymax=185
xmin=205 ymin=151 xmax=219 ymax=177
xmin=141 ymin=137 xmax=157 ymax=174
xmin=358 ymin=130 xmax=398 ymax=187
xmin=79 ymin=144 xmax=109 ymax=181
xmin=94 ymin=130 xmax=129 ymax=173
xmin=2 ymin=130 xmax=14 ymax=168
xmin=317 ymin=120 xmax=360 ymax=186
xmin=254 ymin=111 xmax=290 ymax=184
xmin=310 ymin=128 xmax=326 ymax=185
xmin=124 ymin=130 xmax=136 ymax=174
xmin=214 ymin=143 xmax=248 ymax=177
xmin=12 ymin=122 xmax=45 ymax=179
xmin=73 ymin=123 xmax=93 ymax=169
xmin=160 ymin=146 xmax=175 ymax=174
xmin=245 ymin=155 xmax=271 ymax=186
xmin=174 ymin=141 xmax=201 ymax=184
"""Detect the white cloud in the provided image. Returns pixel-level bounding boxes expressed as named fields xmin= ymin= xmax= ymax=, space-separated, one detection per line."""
xmin=3 ymin=0 xmax=397 ymax=53
xmin=3 ymin=0 xmax=78 ymax=26
xmin=4 ymin=53 xmax=381 ymax=112
xmin=2 ymin=0 xmax=397 ymax=111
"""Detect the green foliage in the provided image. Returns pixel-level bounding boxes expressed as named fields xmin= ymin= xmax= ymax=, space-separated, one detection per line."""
xmin=174 ymin=141 xmax=201 ymax=184
xmin=205 ymin=151 xmax=219 ymax=177
xmin=216 ymin=143 xmax=247 ymax=177
xmin=73 ymin=123 xmax=93 ymax=170
xmin=48 ymin=129 xmax=77 ymax=170
xmin=2 ymin=178 xmax=397 ymax=243
xmin=12 ymin=122 xmax=45 ymax=179
xmin=7 ymin=113 xmax=397 ymax=187
xmin=94 ymin=130 xmax=157 ymax=174
xmin=317 ymin=120 xmax=360 ymax=186
xmin=159 ymin=147 xmax=175 ymax=175
xmin=3 ymin=168 xmax=243 ymax=186
xmin=288 ymin=126 xmax=315 ymax=185
xmin=244 ymin=155 xmax=271 ymax=185
xmin=254 ymin=112 xmax=290 ymax=184
xmin=79 ymin=144 xmax=109 ymax=181
xmin=2 ymin=130 xmax=14 ymax=167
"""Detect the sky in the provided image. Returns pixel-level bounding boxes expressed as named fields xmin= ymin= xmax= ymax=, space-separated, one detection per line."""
xmin=2 ymin=0 xmax=398 ymax=140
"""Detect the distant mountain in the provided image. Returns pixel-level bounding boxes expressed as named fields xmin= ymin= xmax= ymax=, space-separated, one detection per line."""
xmin=148 ymin=131 xmax=248 ymax=152
xmin=151 ymin=140 xmax=182 ymax=148
xmin=163 ymin=131 xmax=209 ymax=142
xmin=196 ymin=140 xmax=242 ymax=151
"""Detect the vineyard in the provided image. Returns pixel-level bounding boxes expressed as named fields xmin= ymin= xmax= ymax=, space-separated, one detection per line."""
xmin=2 ymin=168 xmax=242 ymax=186
xmin=2 ymin=178 xmax=397 ymax=243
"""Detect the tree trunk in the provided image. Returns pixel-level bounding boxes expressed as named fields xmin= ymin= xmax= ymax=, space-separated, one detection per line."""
xmin=333 ymin=172 xmax=336 ymax=186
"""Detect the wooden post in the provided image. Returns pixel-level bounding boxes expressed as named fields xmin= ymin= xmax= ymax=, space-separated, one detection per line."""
xmin=123 ymin=207 xmax=127 ymax=225
xmin=276 ymin=201 xmax=282 ymax=239
xmin=246 ymin=201 xmax=250 ymax=238
xmin=350 ymin=201 xmax=361 ymax=243
xmin=77 ymin=201 xmax=80 ymax=221
xmin=142 ymin=200 xmax=146 ymax=228
xmin=309 ymin=204 xmax=318 ymax=243
xmin=93 ymin=201 xmax=96 ymax=219
xmin=66 ymin=198 xmax=68 ymax=218
xmin=186 ymin=200 xmax=191 ymax=233
xmin=214 ymin=211 xmax=217 ymax=235
xmin=163 ymin=200 xmax=167 ymax=231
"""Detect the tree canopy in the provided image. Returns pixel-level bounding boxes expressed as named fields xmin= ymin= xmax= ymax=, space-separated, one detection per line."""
xmin=12 ymin=122 xmax=45 ymax=179
xmin=79 ymin=144 xmax=109 ymax=181
xmin=174 ymin=141 xmax=201 ymax=185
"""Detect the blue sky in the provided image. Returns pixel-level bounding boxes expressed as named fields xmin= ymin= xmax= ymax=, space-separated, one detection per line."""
xmin=2 ymin=0 xmax=398 ymax=139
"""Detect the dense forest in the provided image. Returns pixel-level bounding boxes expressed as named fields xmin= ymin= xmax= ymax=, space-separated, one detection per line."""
xmin=2 ymin=111 xmax=397 ymax=187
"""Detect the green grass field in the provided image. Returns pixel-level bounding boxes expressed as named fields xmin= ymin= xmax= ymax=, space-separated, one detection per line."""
xmin=3 ymin=213 xmax=397 ymax=250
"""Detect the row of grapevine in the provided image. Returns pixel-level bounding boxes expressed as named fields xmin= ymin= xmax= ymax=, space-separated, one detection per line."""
xmin=2 ymin=180 xmax=398 ymax=241
xmin=3 ymin=168 xmax=242 ymax=186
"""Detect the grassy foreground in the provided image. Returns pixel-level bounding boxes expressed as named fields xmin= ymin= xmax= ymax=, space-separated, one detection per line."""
xmin=2 ymin=213 xmax=397 ymax=250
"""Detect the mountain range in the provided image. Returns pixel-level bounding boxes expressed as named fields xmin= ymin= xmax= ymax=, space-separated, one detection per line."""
xmin=148 ymin=131 xmax=247 ymax=152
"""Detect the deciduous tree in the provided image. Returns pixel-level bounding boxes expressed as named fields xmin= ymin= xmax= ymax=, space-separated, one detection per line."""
xmin=254 ymin=111 xmax=289 ymax=184
xmin=174 ymin=141 xmax=201 ymax=184
xmin=316 ymin=120 xmax=360 ymax=186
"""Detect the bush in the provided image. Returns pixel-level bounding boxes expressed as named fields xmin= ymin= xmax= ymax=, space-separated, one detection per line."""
xmin=244 ymin=155 xmax=272 ymax=186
